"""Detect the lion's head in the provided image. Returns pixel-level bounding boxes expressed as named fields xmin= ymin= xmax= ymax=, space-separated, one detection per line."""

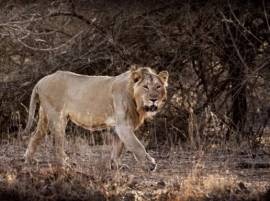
xmin=130 ymin=65 xmax=169 ymax=117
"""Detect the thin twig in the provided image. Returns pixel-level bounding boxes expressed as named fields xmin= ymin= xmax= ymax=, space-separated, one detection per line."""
xmin=17 ymin=31 xmax=83 ymax=51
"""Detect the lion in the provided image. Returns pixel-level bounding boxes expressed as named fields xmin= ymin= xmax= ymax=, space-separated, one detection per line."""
xmin=23 ymin=65 xmax=169 ymax=171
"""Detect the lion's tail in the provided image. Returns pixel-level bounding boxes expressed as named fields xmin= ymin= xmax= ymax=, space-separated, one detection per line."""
xmin=22 ymin=84 xmax=39 ymax=135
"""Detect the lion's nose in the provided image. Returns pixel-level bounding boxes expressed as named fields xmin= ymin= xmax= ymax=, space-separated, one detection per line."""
xmin=150 ymin=98 xmax=157 ymax=103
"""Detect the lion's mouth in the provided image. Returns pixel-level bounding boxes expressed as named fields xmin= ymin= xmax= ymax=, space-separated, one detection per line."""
xmin=144 ymin=105 xmax=158 ymax=112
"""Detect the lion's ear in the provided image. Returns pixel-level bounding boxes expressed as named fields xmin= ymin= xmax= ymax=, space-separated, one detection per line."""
xmin=131 ymin=65 xmax=142 ymax=83
xmin=130 ymin=64 xmax=138 ymax=71
xmin=158 ymin=70 xmax=169 ymax=86
xmin=131 ymin=70 xmax=142 ymax=83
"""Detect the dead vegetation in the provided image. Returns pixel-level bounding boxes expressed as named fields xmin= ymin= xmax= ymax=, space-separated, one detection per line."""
xmin=0 ymin=136 xmax=269 ymax=201
xmin=1 ymin=0 xmax=270 ymax=144
xmin=0 ymin=0 xmax=270 ymax=200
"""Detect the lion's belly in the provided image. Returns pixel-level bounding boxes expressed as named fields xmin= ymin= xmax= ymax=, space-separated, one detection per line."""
xmin=68 ymin=110 xmax=116 ymax=131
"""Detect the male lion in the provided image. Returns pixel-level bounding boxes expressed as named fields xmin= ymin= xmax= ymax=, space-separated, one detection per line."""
xmin=23 ymin=65 xmax=169 ymax=171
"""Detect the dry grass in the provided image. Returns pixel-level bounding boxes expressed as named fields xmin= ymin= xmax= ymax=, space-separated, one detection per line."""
xmin=0 ymin=135 xmax=269 ymax=201
xmin=177 ymin=169 xmax=268 ymax=201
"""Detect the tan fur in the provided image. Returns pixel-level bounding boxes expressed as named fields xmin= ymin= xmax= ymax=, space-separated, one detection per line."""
xmin=24 ymin=66 xmax=169 ymax=171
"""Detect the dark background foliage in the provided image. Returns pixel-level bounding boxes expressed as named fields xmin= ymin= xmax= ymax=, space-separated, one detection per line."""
xmin=0 ymin=0 xmax=269 ymax=148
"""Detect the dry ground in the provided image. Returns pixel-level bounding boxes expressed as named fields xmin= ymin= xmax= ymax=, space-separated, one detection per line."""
xmin=0 ymin=135 xmax=269 ymax=201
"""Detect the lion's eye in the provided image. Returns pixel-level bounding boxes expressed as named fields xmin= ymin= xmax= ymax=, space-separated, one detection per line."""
xmin=143 ymin=85 xmax=149 ymax=90
xmin=157 ymin=85 xmax=161 ymax=89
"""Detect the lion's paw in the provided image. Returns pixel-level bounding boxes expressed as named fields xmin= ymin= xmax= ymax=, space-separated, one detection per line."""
xmin=144 ymin=156 xmax=157 ymax=172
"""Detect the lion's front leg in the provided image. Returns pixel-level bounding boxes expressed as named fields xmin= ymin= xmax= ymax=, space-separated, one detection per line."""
xmin=115 ymin=125 xmax=157 ymax=171
xmin=110 ymin=133 xmax=124 ymax=170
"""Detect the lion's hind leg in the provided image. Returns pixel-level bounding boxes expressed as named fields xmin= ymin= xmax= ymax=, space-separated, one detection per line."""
xmin=48 ymin=111 xmax=68 ymax=166
xmin=24 ymin=106 xmax=48 ymax=163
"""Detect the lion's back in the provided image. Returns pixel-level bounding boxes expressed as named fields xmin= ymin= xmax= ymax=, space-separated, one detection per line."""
xmin=36 ymin=71 xmax=115 ymax=112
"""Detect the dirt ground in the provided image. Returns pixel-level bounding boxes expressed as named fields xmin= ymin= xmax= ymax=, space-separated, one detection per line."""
xmin=0 ymin=135 xmax=269 ymax=201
